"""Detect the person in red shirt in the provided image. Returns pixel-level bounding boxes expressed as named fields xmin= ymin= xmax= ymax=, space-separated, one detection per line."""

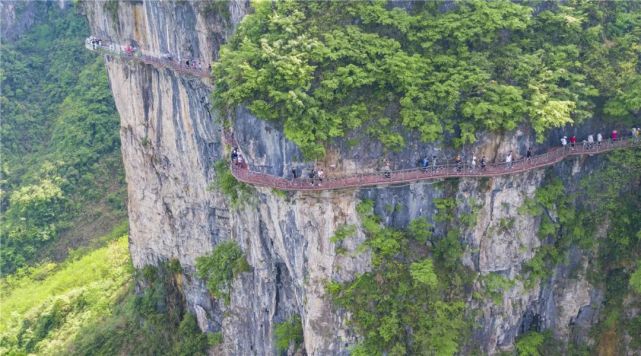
xmin=570 ymin=135 xmax=577 ymax=150
xmin=611 ymin=130 xmax=618 ymax=142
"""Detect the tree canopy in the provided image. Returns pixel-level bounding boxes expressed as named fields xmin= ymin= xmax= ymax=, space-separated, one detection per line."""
xmin=213 ymin=0 xmax=641 ymax=158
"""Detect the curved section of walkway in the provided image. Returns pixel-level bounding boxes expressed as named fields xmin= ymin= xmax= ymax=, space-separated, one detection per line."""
xmin=85 ymin=39 xmax=210 ymax=79
xmin=227 ymin=136 xmax=640 ymax=191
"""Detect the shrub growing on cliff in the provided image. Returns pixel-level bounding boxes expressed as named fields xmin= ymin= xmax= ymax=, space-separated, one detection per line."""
xmin=329 ymin=200 xmax=470 ymax=354
xmin=210 ymin=160 xmax=251 ymax=206
xmin=274 ymin=315 xmax=304 ymax=353
xmin=196 ymin=241 xmax=251 ymax=304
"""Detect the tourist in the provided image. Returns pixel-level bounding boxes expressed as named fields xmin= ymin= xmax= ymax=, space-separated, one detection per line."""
xmin=597 ymin=132 xmax=603 ymax=147
xmin=634 ymin=127 xmax=641 ymax=141
xmin=480 ymin=156 xmax=486 ymax=170
xmin=421 ymin=156 xmax=430 ymax=172
xmin=455 ymin=154 xmax=462 ymax=172
xmin=308 ymin=168 xmax=316 ymax=185
xmin=291 ymin=168 xmax=297 ymax=179
xmin=237 ymin=154 xmax=244 ymax=167
xmin=526 ymin=147 xmax=532 ymax=162
xmin=318 ymin=169 xmax=325 ymax=185
xmin=231 ymin=147 xmax=238 ymax=164
xmin=561 ymin=136 xmax=568 ymax=149
xmin=383 ymin=160 xmax=391 ymax=178
xmin=506 ymin=151 xmax=513 ymax=169
xmin=611 ymin=130 xmax=618 ymax=143
xmin=471 ymin=155 xmax=477 ymax=171
xmin=569 ymin=135 xmax=577 ymax=150
xmin=582 ymin=139 xmax=588 ymax=150
xmin=587 ymin=134 xmax=594 ymax=149
xmin=432 ymin=155 xmax=438 ymax=172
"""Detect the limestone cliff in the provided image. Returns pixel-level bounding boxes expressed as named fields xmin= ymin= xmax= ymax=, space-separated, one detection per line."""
xmin=83 ymin=1 xmax=637 ymax=355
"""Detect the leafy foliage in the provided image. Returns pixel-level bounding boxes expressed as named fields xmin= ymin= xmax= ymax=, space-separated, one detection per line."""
xmin=631 ymin=262 xmax=641 ymax=295
xmin=210 ymin=160 xmax=251 ymax=206
xmin=328 ymin=200 xmax=470 ymax=355
xmin=274 ymin=315 xmax=304 ymax=353
xmin=516 ymin=331 xmax=545 ymax=356
xmin=68 ymin=260 xmax=210 ymax=356
xmin=0 ymin=235 xmax=131 ymax=355
xmin=0 ymin=2 xmax=125 ymax=272
xmin=214 ymin=1 xmax=641 ymax=157
xmin=196 ymin=241 xmax=251 ymax=304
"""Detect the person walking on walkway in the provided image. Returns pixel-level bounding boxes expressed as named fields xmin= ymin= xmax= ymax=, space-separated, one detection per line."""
xmin=383 ymin=160 xmax=391 ymax=179
xmin=634 ymin=127 xmax=641 ymax=142
xmin=526 ymin=147 xmax=532 ymax=163
xmin=506 ymin=151 xmax=513 ymax=169
xmin=597 ymin=132 xmax=603 ymax=147
xmin=432 ymin=155 xmax=437 ymax=172
xmin=317 ymin=169 xmax=325 ymax=186
xmin=455 ymin=154 xmax=462 ymax=172
xmin=308 ymin=168 xmax=316 ymax=185
xmin=570 ymin=135 xmax=577 ymax=150
xmin=480 ymin=156 xmax=487 ymax=170
xmin=612 ymin=130 xmax=618 ymax=143
xmin=587 ymin=134 xmax=594 ymax=149
xmin=291 ymin=168 xmax=298 ymax=179
xmin=471 ymin=155 xmax=477 ymax=171
xmin=561 ymin=136 xmax=568 ymax=150
xmin=231 ymin=147 xmax=238 ymax=164
xmin=421 ymin=156 xmax=429 ymax=172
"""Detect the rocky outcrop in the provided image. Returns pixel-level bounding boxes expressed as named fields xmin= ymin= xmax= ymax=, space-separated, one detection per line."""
xmin=84 ymin=1 xmax=620 ymax=354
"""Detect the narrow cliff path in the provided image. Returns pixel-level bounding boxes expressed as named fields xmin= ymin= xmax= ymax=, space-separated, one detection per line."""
xmin=86 ymin=39 xmax=641 ymax=191
xmin=225 ymin=134 xmax=640 ymax=191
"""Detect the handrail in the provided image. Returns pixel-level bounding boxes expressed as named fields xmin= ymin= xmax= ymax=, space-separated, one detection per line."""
xmin=225 ymin=135 xmax=641 ymax=191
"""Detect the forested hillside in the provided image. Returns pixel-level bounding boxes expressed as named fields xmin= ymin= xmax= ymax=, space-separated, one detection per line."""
xmin=1 ymin=3 xmax=211 ymax=354
xmin=214 ymin=1 xmax=641 ymax=158
xmin=0 ymin=2 xmax=125 ymax=272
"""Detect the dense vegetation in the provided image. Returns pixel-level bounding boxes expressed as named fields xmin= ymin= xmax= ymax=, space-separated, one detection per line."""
xmin=214 ymin=1 xmax=641 ymax=158
xmin=0 ymin=2 xmax=126 ymax=272
xmin=196 ymin=240 xmax=251 ymax=304
xmin=0 ymin=233 xmax=130 ymax=355
xmin=328 ymin=195 xmax=474 ymax=355
xmin=70 ymin=260 xmax=211 ymax=356
xmin=0 ymin=230 xmax=211 ymax=355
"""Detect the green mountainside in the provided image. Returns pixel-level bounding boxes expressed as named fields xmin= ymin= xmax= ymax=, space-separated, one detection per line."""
xmin=0 ymin=2 xmax=125 ymax=272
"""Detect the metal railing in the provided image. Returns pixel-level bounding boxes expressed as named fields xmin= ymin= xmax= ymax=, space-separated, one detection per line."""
xmin=225 ymin=133 xmax=640 ymax=191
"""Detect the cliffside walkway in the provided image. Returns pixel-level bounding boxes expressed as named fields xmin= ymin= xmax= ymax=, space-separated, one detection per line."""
xmin=85 ymin=38 xmax=210 ymax=79
xmin=225 ymin=134 xmax=640 ymax=191
xmin=84 ymin=38 xmax=640 ymax=191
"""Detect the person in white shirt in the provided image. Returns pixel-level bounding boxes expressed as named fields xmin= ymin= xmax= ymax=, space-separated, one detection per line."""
xmin=506 ymin=151 xmax=513 ymax=169
xmin=561 ymin=136 xmax=568 ymax=149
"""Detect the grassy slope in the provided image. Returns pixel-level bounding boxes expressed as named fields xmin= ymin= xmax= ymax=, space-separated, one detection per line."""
xmin=0 ymin=233 xmax=132 ymax=355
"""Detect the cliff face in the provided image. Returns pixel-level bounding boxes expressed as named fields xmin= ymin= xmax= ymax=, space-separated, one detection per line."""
xmin=83 ymin=1 xmax=628 ymax=354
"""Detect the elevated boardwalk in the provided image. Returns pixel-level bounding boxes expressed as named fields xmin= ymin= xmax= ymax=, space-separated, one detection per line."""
xmin=85 ymin=37 xmax=640 ymax=191
xmin=85 ymin=39 xmax=210 ymax=79
xmin=227 ymin=136 xmax=640 ymax=191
